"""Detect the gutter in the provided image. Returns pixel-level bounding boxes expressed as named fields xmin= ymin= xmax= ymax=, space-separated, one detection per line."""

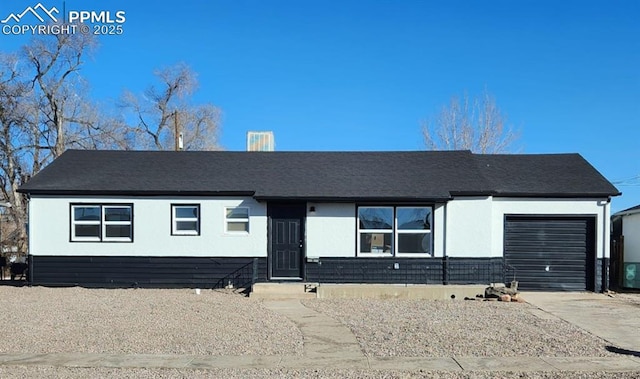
xmin=488 ymin=192 xmax=621 ymax=198
xmin=252 ymin=196 xmax=453 ymax=203
xmin=17 ymin=190 xmax=257 ymax=197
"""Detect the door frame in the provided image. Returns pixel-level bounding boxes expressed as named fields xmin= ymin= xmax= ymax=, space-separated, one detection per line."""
xmin=267 ymin=202 xmax=306 ymax=281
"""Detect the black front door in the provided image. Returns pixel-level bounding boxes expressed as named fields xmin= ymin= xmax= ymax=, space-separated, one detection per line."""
xmin=268 ymin=203 xmax=305 ymax=279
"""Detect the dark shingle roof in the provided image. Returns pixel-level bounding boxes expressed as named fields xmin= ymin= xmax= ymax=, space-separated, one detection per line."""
xmin=18 ymin=150 xmax=620 ymax=200
xmin=474 ymin=153 xmax=620 ymax=197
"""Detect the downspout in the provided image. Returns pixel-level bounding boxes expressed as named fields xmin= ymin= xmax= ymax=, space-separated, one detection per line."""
xmin=26 ymin=194 xmax=33 ymax=286
xmin=601 ymin=198 xmax=611 ymax=292
xmin=442 ymin=201 xmax=448 ymax=285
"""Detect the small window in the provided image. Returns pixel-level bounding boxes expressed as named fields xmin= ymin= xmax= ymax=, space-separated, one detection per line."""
xmin=172 ymin=204 xmax=200 ymax=235
xmin=71 ymin=204 xmax=133 ymax=242
xmin=225 ymin=207 xmax=249 ymax=233
xmin=72 ymin=205 xmax=101 ymax=241
xmin=103 ymin=206 xmax=132 ymax=241
xmin=396 ymin=207 xmax=432 ymax=255
xmin=358 ymin=207 xmax=393 ymax=254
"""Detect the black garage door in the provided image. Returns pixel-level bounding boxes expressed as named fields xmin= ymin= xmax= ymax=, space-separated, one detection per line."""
xmin=504 ymin=216 xmax=596 ymax=291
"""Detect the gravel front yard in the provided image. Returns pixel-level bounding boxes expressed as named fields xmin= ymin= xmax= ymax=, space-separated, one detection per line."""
xmin=0 ymin=287 xmax=303 ymax=356
xmin=303 ymin=298 xmax=617 ymax=358
xmin=0 ymin=287 xmax=635 ymax=379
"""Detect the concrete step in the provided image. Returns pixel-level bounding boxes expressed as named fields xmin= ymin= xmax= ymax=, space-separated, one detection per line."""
xmin=316 ymin=284 xmax=486 ymax=300
xmin=252 ymin=283 xmax=487 ymax=300
xmin=250 ymin=283 xmax=317 ymax=299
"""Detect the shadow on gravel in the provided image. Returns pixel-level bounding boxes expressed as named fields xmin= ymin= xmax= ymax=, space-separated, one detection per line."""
xmin=606 ymin=345 xmax=640 ymax=357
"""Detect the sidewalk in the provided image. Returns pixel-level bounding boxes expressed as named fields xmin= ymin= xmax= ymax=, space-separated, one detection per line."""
xmin=523 ymin=292 xmax=640 ymax=353
xmin=0 ymin=351 xmax=638 ymax=372
xmin=0 ymin=298 xmax=638 ymax=373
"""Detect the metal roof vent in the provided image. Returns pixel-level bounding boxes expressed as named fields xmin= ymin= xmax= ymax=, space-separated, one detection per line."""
xmin=247 ymin=131 xmax=275 ymax=151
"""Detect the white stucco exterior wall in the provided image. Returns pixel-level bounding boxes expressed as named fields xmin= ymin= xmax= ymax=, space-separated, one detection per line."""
xmin=28 ymin=195 xmax=611 ymax=260
xmin=305 ymin=203 xmax=356 ymax=258
xmin=432 ymin=204 xmax=445 ymax=257
xmin=28 ymin=196 xmax=267 ymax=257
xmin=623 ymin=212 xmax=640 ymax=262
xmin=444 ymin=197 xmax=493 ymax=258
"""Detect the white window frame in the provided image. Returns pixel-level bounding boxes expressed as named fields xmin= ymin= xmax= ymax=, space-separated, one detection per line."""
xmin=71 ymin=205 xmax=101 ymax=242
xmin=224 ymin=206 xmax=250 ymax=234
xmin=395 ymin=206 xmax=432 ymax=257
xmin=357 ymin=206 xmax=394 ymax=256
xmin=172 ymin=204 xmax=200 ymax=236
xmin=102 ymin=206 xmax=133 ymax=242
xmin=357 ymin=205 xmax=433 ymax=257
xmin=71 ymin=204 xmax=133 ymax=242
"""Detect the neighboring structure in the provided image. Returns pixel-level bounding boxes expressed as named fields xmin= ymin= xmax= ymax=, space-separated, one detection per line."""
xmin=611 ymin=204 xmax=640 ymax=289
xmin=18 ymin=150 xmax=619 ymax=291
xmin=247 ymin=131 xmax=275 ymax=151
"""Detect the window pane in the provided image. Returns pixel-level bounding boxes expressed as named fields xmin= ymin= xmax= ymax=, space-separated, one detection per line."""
xmin=175 ymin=206 xmax=198 ymax=219
xmin=226 ymin=207 xmax=248 ymax=219
xmin=104 ymin=207 xmax=131 ymax=221
xmin=74 ymin=206 xmax=100 ymax=221
xmin=75 ymin=224 xmax=100 ymax=237
xmin=397 ymin=207 xmax=431 ymax=230
xmin=397 ymin=233 xmax=431 ymax=255
xmin=106 ymin=225 xmax=131 ymax=238
xmin=359 ymin=232 xmax=392 ymax=253
xmin=176 ymin=221 xmax=198 ymax=232
xmin=358 ymin=207 xmax=393 ymax=229
xmin=227 ymin=221 xmax=249 ymax=232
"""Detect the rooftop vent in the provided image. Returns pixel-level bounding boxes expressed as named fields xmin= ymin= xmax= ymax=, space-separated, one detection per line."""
xmin=247 ymin=131 xmax=275 ymax=152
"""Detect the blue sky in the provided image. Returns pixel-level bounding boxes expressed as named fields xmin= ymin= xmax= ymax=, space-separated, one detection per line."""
xmin=1 ymin=0 xmax=639 ymax=212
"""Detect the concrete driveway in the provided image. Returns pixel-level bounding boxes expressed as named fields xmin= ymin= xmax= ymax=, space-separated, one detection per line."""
xmin=524 ymin=292 xmax=640 ymax=355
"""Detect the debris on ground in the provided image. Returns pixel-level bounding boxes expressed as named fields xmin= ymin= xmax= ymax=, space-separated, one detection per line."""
xmin=482 ymin=282 xmax=523 ymax=302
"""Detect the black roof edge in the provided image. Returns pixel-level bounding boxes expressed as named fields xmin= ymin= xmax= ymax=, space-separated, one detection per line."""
xmin=491 ymin=192 xmax=618 ymax=198
xmin=253 ymin=196 xmax=452 ymax=203
xmin=20 ymin=190 xmax=257 ymax=197
xmin=449 ymin=191 xmax=496 ymax=196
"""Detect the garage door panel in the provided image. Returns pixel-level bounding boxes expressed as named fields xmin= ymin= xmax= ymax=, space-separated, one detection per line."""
xmin=506 ymin=234 xmax=586 ymax=242
xmin=522 ymin=282 xmax=585 ymax=291
xmin=507 ymin=260 xmax=586 ymax=268
xmin=508 ymin=224 xmax=586 ymax=235
xmin=506 ymin=236 xmax=586 ymax=243
xmin=506 ymin=256 xmax=587 ymax=263
xmin=524 ymin=277 xmax=586 ymax=284
xmin=514 ymin=241 xmax=586 ymax=246
xmin=504 ymin=216 xmax=595 ymax=291
xmin=504 ymin=245 xmax=586 ymax=253
xmin=507 ymin=228 xmax=587 ymax=235
xmin=509 ymin=266 xmax=587 ymax=275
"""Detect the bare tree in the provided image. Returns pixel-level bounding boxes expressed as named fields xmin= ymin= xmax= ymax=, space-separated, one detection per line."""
xmin=0 ymin=52 xmax=35 ymax=254
xmin=0 ymin=31 xmax=121 ymax=256
xmin=0 ymin=39 xmax=223 ymax=257
xmin=23 ymin=30 xmax=125 ymax=156
xmin=121 ymin=63 xmax=221 ymax=151
xmin=422 ymin=91 xmax=519 ymax=154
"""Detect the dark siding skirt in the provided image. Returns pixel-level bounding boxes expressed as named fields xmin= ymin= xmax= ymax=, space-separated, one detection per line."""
xmin=306 ymin=257 xmax=506 ymax=285
xmin=29 ymin=256 xmax=267 ymax=288
xmin=28 ymin=255 xmax=609 ymax=291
